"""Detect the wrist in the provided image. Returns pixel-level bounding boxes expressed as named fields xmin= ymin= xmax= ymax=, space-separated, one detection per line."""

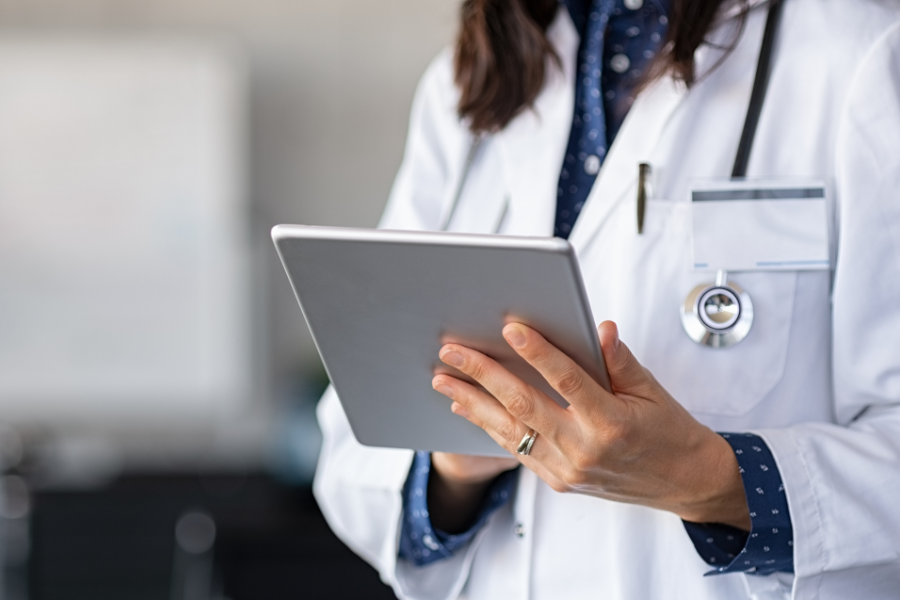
xmin=426 ymin=453 xmax=519 ymax=534
xmin=431 ymin=452 xmax=509 ymax=486
xmin=427 ymin=466 xmax=494 ymax=534
xmin=430 ymin=469 xmax=493 ymax=505
xmin=676 ymin=431 xmax=751 ymax=531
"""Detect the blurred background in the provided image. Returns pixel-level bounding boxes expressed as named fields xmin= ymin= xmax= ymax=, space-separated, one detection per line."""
xmin=0 ymin=0 xmax=458 ymax=597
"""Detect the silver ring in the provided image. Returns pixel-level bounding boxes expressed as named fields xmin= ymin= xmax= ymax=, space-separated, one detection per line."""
xmin=516 ymin=430 xmax=538 ymax=456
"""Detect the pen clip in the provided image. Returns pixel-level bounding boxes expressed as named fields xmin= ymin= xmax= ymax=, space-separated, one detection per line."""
xmin=637 ymin=162 xmax=652 ymax=235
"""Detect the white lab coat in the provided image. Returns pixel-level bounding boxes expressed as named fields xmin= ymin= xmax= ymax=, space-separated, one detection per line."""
xmin=313 ymin=0 xmax=900 ymax=598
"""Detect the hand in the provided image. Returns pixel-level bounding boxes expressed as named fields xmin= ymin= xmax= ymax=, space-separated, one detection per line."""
xmin=428 ymin=453 xmax=518 ymax=533
xmin=431 ymin=321 xmax=751 ymax=531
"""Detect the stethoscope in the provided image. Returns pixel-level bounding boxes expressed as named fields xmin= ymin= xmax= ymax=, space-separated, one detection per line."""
xmin=444 ymin=0 xmax=785 ymax=349
xmin=680 ymin=0 xmax=784 ymax=348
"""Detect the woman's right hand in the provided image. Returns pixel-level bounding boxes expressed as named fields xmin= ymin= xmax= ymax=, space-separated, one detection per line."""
xmin=428 ymin=447 xmax=518 ymax=533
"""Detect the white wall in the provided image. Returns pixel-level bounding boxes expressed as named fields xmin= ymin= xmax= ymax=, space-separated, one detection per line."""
xmin=0 ymin=0 xmax=459 ymax=468
xmin=0 ymin=39 xmax=251 ymax=421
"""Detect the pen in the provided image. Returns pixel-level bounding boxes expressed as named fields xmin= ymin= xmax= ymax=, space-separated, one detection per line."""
xmin=637 ymin=162 xmax=651 ymax=234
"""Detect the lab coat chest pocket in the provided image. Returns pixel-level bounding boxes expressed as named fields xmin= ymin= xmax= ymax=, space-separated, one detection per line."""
xmin=584 ymin=198 xmax=797 ymax=417
xmin=664 ymin=269 xmax=797 ymax=417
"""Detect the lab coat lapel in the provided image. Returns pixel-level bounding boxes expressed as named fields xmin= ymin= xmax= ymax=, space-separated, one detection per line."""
xmin=567 ymin=76 xmax=687 ymax=252
xmin=493 ymin=0 xmax=753 ymax=244
xmin=493 ymin=8 xmax=578 ymax=237
xmin=566 ymin=0 xmax=766 ymax=252
xmin=493 ymin=89 xmax=573 ymax=237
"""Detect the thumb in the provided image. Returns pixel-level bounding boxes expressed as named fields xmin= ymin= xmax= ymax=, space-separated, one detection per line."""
xmin=597 ymin=321 xmax=651 ymax=396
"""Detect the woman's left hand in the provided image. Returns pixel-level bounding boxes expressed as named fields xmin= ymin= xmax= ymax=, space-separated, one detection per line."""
xmin=432 ymin=320 xmax=751 ymax=531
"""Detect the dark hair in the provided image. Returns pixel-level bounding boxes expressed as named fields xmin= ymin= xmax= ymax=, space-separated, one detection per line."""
xmin=454 ymin=0 xmax=745 ymax=133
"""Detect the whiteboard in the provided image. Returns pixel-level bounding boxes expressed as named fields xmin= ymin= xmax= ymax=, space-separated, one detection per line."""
xmin=0 ymin=38 xmax=252 ymax=421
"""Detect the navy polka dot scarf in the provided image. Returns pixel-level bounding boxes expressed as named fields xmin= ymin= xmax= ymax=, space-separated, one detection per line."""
xmin=555 ymin=0 xmax=670 ymax=238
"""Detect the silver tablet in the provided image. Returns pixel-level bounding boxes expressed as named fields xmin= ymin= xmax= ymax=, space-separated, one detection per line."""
xmin=272 ymin=225 xmax=610 ymax=457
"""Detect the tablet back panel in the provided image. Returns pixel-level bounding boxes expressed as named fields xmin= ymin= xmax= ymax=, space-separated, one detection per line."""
xmin=273 ymin=225 xmax=609 ymax=457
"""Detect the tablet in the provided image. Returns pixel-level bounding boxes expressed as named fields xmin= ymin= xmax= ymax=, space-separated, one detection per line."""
xmin=272 ymin=225 xmax=610 ymax=457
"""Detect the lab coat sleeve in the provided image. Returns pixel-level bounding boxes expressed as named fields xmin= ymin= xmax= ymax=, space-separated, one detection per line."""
xmin=753 ymin=22 xmax=900 ymax=600
xmin=312 ymin=51 xmax=489 ymax=600
xmin=314 ymin=388 xmax=493 ymax=600
xmin=312 ymin=386 xmax=414 ymax=584
xmin=377 ymin=49 xmax=470 ymax=232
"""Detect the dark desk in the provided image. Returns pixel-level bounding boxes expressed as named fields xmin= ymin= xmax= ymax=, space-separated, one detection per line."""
xmin=28 ymin=473 xmax=398 ymax=600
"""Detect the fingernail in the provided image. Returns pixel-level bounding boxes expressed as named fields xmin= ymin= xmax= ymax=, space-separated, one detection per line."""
xmin=433 ymin=381 xmax=455 ymax=398
xmin=504 ymin=326 xmax=527 ymax=349
xmin=613 ymin=325 xmax=621 ymax=350
xmin=441 ymin=349 xmax=464 ymax=368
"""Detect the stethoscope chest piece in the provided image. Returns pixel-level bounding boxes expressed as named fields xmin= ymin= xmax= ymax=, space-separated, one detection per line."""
xmin=680 ymin=271 xmax=753 ymax=348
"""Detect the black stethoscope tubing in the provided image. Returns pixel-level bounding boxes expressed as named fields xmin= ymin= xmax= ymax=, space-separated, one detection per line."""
xmin=732 ymin=0 xmax=784 ymax=178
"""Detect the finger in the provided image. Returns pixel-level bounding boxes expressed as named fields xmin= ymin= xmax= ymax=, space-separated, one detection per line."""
xmin=520 ymin=451 xmax=570 ymax=495
xmin=438 ymin=345 xmax=568 ymax=443
xmin=502 ymin=323 xmax=612 ymax=416
xmin=484 ymin=423 xmax=571 ymax=494
xmin=434 ymin=374 xmax=563 ymax=461
xmin=450 ymin=402 xmax=487 ymax=430
xmin=450 ymin=402 xmax=472 ymax=420
xmin=597 ymin=321 xmax=657 ymax=398
xmin=434 ymin=373 xmax=532 ymax=448
xmin=437 ymin=377 xmax=572 ymax=494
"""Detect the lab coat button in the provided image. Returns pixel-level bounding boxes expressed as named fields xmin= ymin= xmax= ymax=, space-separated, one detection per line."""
xmin=584 ymin=155 xmax=601 ymax=175
xmin=610 ymin=54 xmax=631 ymax=74
xmin=514 ymin=523 xmax=525 ymax=538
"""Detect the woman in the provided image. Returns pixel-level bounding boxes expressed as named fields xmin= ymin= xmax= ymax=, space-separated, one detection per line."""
xmin=314 ymin=0 xmax=900 ymax=598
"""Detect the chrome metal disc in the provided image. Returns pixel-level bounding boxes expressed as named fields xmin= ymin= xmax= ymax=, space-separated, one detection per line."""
xmin=681 ymin=280 xmax=754 ymax=348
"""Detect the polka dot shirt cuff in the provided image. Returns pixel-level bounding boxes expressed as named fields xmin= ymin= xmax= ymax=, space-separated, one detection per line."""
xmin=398 ymin=451 xmax=518 ymax=566
xmin=683 ymin=433 xmax=794 ymax=576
